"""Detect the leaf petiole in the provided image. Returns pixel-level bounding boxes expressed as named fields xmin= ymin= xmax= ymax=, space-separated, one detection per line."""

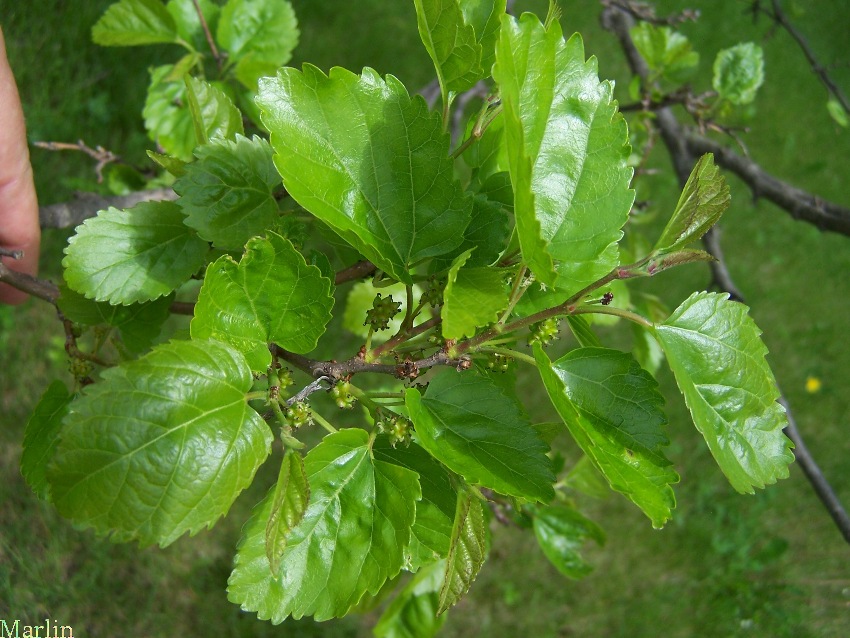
xmin=572 ymin=305 xmax=653 ymax=328
xmin=479 ymin=346 xmax=536 ymax=366
xmin=311 ymin=410 xmax=338 ymax=435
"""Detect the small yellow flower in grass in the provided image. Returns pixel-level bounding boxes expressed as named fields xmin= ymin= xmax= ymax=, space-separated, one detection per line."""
xmin=805 ymin=376 xmax=822 ymax=394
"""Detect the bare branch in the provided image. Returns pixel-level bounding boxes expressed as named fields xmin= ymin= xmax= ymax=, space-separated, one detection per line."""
xmin=334 ymin=260 xmax=376 ymax=285
xmin=34 ymin=139 xmax=120 ymax=183
xmin=39 ymin=188 xmax=177 ymax=229
xmin=780 ymin=396 xmax=850 ymax=544
xmin=191 ymin=0 xmax=221 ymax=70
xmin=0 ymin=248 xmax=24 ymax=260
xmin=0 ymin=261 xmax=59 ymax=305
xmin=683 ymin=131 xmax=850 ymax=236
xmin=768 ymin=0 xmax=850 ymax=117
xmin=701 ymin=227 xmax=745 ymax=302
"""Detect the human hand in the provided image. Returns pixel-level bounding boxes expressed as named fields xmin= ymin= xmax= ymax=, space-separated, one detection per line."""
xmin=0 ymin=25 xmax=40 ymax=304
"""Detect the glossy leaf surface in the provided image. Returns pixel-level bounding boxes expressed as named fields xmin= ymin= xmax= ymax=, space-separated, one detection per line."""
xmin=406 ymin=370 xmax=555 ymax=502
xmin=184 ymin=76 xmax=244 ymax=146
xmin=532 ymin=504 xmax=605 ymax=579
xmin=265 ymin=449 xmax=309 ymax=576
xmin=92 ymin=0 xmax=178 ymax=46
xmin=143 ymin=65 xmax=197 ymax=160
xmin=630 ymin=22 xmax=699 ymax=84
xmin=534 ymin=345 xmax=678 ymax=527
xmin=655 ymin=292 xmax=794 ymax=493
xmin=375 ymin=560 xmax=447 ymax=638
xmin=228 ymin=429 xmax=421 ymax=621
xmin=414 ymin=0 xmax=481 ymax=94
xmin=442 ymin=250 xmax=509 ymax=339
xmin=48 ymin=340 xmax=271 ymax=546
xmin=217 ymin=0 xmax=299 ymax=89
xmin=438 ymin=489 xmax=487 ymax=614
xmin=191 ymin=232 xmax=334 ymax=372
xmin=493 ymin=13 xmax=633 ymax=293
xmin=653 ymin=154 xmax=729 ymax=253
xmin=374 ymin=437 xmax=456 ymax=568
xmin=22 ymin=382 xmax=73 ymax=501
xmin=63 ymin=201 xmax=208 ymax=305
xmin=256 ymin=66 xmax=472 ymax=283
xmin=713 ymin=42 xmax=764 ymax=105
xmin=175 ymin=135 xmax=280 ymax=250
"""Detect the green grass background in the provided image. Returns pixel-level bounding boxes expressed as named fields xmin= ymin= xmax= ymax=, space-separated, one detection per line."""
xmin=1 ymin=0 xmax=848 ymax=636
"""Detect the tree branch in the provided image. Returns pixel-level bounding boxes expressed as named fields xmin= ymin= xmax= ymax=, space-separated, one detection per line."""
xmin=0 ymin=260 xmax=59 ymax=305
xmin=39 ymin=188 xmax=177 ymax=229
xmin=603 ymin=1 xmax=850 ymax=545
xmin=767 ymin=0 xmax=850 ymax=117
xmin=682 ymin=131 xmax=850 ymax=236
xmin=601 ymin=4 xmax=850 ymax=238
xmin=276 ymin=345 xmax=470 ymax=382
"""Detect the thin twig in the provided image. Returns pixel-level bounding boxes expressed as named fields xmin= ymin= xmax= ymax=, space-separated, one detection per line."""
xmin=191 ymin=0 xmax=221 ymax=70
xmin=285 ymin=376 xmax=333 ymax=406
xmin=334 ymin=260 xmax=376 ymax=285
xmin=34 ymin=139 xmax=120 ymax=183
xmin=767 ymin=0 xmax=850 ymax=116
xmin=0 ymin=248 xmax=24 ymax=260
xmin=0 ymin=262 xmax=59 ymax=305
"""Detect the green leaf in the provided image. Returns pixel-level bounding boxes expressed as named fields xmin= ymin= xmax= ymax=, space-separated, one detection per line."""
xmin=532 ymin=504 xmax=605 ymax=579
xmin=184 ymin=76 xmax=244 ymax=147
xmin=430 ymin=193 xmax=509 ymax=272
xmin=566 ymin=315 xmax=601 ymax=348
xmin=63 ymin=201 xmax=209 ymax=305
xmin=228 ymin=429 xmax=421 ymax=622
xmin=47 ymin=340 xmax=271 ymax=546
xmin=827 ymin=99 xmax=849 ymax=128
xmin=653 ymin=154 xmax=730 ymax=253
xmin=174 ymin=135 xmax=280 ymax=250
xmin=534 ymin=344 xmax=678 ymax=528
xmin=191 ymin=232 xmax=334 ymax=372
xmin=92 ymin=0 xmax=178 ymax=46
xmin=58 ymin=285 xmax=173 ymax=354
xmin=375 ymin=560 xmax=447 ymax=638
xmin=143 ymin=65 xmax=198 ymax=161
xmin=162 ymin=51 xmax=202 ymax=82
xmin=217 ymin=0 xmax=299 ymax=90
xmin=166 ymin=0 xmax=220 ymax=52
xmin=461 ymin=113 xmax=508 ymax=192
xmin=256 ymin=65 xmax=472 ymax=284
xmin=442 ymin=250 xmax=510 ymax=339
xmin=630 ymin=23 xmax=699 ymax=85
xmin=547 ymin=348 xmax=672 ymax=461
xmin=713 ymin=42 xmax=764 ymax=105
xmin=265 ymin=449 xmax=309 ymax=576
xmin=22 ymin=382 xmax=73 ymax=501
xmin=147 ymin=150 xmax=188 ymax=177
xmin=405 ymin=370 xmax=555 ymax=502
xmin=493 ymin=13 xmax=633 ymax=293
xmin=414 ymin=0 xmax=483 ymax=95
xmin=654 ymin=292 xmax=794 ymax=493
xmin=437 ymin=489 xmax=487 ymax=614
xmin=459 ymin=0 xmax=506 ymax=75
xmin=374 ymin=438 xmax=457 ymax=568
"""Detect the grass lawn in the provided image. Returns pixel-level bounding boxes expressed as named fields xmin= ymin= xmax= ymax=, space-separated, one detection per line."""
xmin=1 ymin=1 xmax=848 ymax=636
